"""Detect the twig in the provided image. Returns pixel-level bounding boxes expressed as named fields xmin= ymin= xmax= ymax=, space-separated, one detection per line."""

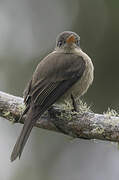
xmin=0 ymin=91 xmax=119 ymax=142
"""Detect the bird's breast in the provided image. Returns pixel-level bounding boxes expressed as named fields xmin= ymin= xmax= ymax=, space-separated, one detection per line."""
xmin=57 ymin=50 xmax=94 ymax=103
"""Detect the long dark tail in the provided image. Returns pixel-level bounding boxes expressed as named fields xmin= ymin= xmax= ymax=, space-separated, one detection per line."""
xmin=11 ymin=106 xmax=42 ymax=162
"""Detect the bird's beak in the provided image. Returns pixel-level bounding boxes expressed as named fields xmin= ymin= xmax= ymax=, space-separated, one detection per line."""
xmin=66 ymin=34 xmax=76 ymax=44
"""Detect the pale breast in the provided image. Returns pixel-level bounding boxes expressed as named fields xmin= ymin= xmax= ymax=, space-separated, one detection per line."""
xmin=72 ymin=52 xmax=94 ymax=98
xmin=58 ymin=49 xmax=94 ymax=102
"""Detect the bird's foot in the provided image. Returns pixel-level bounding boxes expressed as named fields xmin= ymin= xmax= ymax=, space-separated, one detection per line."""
xmin=48 ymin=106 xmax=57 ymax=119
xmin=71 ymin=94 xmax=79 ymax=112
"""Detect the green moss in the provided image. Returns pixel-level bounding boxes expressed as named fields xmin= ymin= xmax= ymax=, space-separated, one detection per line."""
xmin=91 ymin=126 xmax=105 ymax=135
xmin=76 ymin=99 xmax=92 ymax=114
xmin=103 ymin=107 xmax=119 ymax=117
xmin=56 ymin=99 xmax=92 ymax=122
xmin=103 ymin=108 xmax=119 ymax=127
xmin=3 ymin=110 xmax=14 ymax=122
xmin=3 ymin=111 xmax=10 ymax=117
xmin=56 ymin=109 xmax=72 ymax=122
xmin=62 ymin=99 xmax=92 ymax=114
xmin=18 ymin=104 xmax=25 ymax=113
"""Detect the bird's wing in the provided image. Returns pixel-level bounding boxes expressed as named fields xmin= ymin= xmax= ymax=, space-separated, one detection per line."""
xmin=11 ymin=52 xmax=86 ymax=161
xmin=24 ymin=52 xmax=86 ymax=110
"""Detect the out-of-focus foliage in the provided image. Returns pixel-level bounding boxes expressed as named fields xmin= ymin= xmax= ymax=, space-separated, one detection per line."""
xmin=0 ymin=0 xmax=119 ymax=180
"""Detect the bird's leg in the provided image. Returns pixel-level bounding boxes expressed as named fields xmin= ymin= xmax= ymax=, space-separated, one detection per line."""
xmin=48 ymin=106 xmax=62 ymax=119
xmin=71 ymin=94 xmax=78 ymax=112
xmin=48 ymin=106 xmax=55 ymax=119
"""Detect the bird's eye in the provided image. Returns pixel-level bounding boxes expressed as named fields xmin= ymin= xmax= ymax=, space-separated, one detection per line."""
xmin=57 ymin=41 xmax=62 ymax=47
xmin=76 ymin=40 xmax=80 ymax=46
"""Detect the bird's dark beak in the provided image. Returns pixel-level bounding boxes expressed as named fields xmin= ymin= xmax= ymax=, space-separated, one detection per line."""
xmin=66 ymin=34 xmax=76 ymax=44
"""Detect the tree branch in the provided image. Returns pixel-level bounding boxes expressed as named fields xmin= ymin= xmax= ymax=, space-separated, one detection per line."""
xmin=0 ymin=90 xmax=119 ymax=142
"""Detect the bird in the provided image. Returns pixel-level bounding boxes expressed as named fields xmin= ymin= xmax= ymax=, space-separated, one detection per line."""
xmin=11 ymin=31 xmax=94 ymax=161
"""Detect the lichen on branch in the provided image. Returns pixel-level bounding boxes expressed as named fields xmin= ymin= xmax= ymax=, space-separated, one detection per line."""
xmin=0 ymin=91 xmax=119 ymax=143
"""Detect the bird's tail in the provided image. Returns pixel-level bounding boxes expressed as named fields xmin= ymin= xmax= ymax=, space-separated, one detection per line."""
xmin=11 ymin=106 xmax=42 ymax=162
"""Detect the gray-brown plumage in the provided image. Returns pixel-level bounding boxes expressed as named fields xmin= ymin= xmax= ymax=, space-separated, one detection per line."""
xmin=11 ymin=31 xmax=94 ymax=161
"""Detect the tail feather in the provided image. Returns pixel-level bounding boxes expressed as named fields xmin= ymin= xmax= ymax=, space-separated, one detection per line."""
xmin=11 ymin=106 xmax=42 ymax=162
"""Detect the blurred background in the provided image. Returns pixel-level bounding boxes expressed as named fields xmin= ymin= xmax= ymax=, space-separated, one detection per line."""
xmin=0 ymin=0 xmax=119 ymax=179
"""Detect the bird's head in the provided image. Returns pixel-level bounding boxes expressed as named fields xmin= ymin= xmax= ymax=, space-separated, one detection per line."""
xmin=55 ymin=31 xmax=80 ymax=53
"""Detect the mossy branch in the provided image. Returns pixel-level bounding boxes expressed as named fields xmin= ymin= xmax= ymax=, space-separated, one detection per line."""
xmin=0 ymin=91 xmax=119 ymax=142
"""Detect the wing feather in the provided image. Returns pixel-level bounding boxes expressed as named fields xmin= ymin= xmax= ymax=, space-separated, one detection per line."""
xmin=11 ymin=52 xmax=86 ymax=161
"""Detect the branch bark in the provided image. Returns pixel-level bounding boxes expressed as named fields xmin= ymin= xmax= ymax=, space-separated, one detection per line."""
xmin=0 ymin=90 xmax=119 ymax=142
